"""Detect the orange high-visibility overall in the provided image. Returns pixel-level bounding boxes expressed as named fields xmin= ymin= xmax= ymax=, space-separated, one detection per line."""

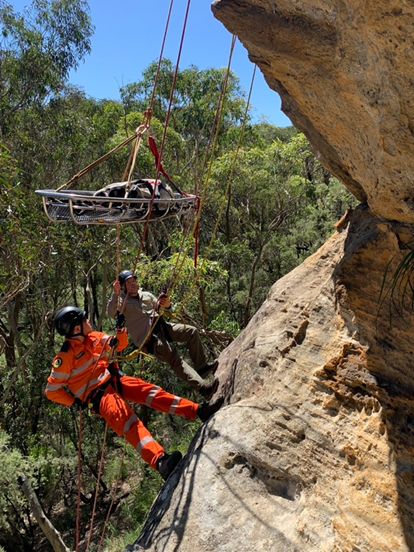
xmin=97 ymin=376 xmax=198 ymax=468
xmin=46 ymin=330 xmax=198 ymax=469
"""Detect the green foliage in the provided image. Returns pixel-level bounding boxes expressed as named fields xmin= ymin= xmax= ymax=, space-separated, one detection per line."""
xmin=120 ymin=59 xmax=247 ymax=188
xmin=0 ymin=30 xmax=360 ymax=549
xmin=378 ymin=243 xmax=414 ymax=321
xmin=0 ymin=431 xmax=31 ymax=534
xmin=0 ymin=0 xmax=93 ymax=127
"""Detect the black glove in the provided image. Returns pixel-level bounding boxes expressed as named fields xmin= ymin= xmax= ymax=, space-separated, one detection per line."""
xmin=73 ymin=398 xmax=87 ymax=411
xmin=116 ymin=312 xmax=126 ymax=329
xmin=109 ymin=336 xmax=119 ymax=349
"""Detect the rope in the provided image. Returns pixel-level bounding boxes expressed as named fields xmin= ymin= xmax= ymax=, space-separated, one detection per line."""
xmin=148 ymin=0 xmax=175 ymax=111
xmin=177 ymin=62 xmax=257 ymax=314
xmin=147 ymin=35 xmax=237 ymax=294
xmin=123 ymin=123 xmax=149 ymax=198
xmin=75 ymin=412 xmax=83 ymax=552
xmin=56 ymin=130 xmax=142 ymax=192
xmin=73 ymin=334 xmax=113 ymax=549
xmin=132 ymin=0 xmax=192 ymax=275
xmin=76 ymin=34 xmax=247 ymax=552
xmin=113 ymin=36 xmax=241 ymax=366
xmin=85 ymin=425 xmax=108 ymax=552
xmin=97 ymin=441 xmax=127 ymax=552
xmin=108 ymin=0 xmax=187 ymax=378
xmin=168 ymin=35 xmax=238 ymax=295
xmin=72 ymin=2 xmax=187 ymax=548
xmin=115 ymin=348 xmax=153 ymax=363
xmin=113 ymin=36 xmax=240 ymax=371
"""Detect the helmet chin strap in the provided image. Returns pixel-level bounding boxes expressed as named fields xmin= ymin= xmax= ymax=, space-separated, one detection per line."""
xmin=69 ymin=331 xmax=85 ymax=338
xmin=69 ymin=321 xmax=86 ymax=339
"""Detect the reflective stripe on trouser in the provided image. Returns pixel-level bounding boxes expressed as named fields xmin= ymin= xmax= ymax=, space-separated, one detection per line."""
xmin=98 ymin=385 xmax=164 ymax=470
xmin=119 ymin=375 xmax=199 ymax=419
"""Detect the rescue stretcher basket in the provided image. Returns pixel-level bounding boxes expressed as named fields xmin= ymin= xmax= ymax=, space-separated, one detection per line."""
xmin=35 ymin=189 xmax=198 ymax=225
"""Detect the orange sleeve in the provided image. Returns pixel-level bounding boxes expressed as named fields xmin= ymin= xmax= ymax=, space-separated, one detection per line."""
xmin=45 ymin=351 xmax=75 ymax=406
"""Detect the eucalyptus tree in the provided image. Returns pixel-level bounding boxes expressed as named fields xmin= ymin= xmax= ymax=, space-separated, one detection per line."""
xmin=0 ymin=0 xmax=93 ymax=131
xmin=120 ymin=59 xmax=247 ymax=190
xmin=205 ymin=133 xmax=357 ymax=327
xmin=0 ymin=0 xmax=94 ymax=316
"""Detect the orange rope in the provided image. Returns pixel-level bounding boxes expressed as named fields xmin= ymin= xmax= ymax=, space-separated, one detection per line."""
xmin=132 ymin=0 xmax=192 ymax=274
xmin=97 ymin=441 xmax=127 ymax=552
xmin=168 ymin=35 xmax=238 ymax=294
xmin=86 ymin=425 xmax=109 ymax=552
xmin=75 ymin=412 xmax=83 ymax=552
xmin=179 ymin=64 xmax=257 ymax=312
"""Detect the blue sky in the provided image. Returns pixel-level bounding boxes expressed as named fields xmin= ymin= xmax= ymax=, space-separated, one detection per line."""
xmin=11 ymin=0 xmax=292 ymax=127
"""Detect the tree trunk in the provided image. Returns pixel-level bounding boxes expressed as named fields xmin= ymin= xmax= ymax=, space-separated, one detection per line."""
xmin=243 ymin=241 xmax=264 ymax=327
xmin=18 ymin=474 xmax=72 ymax=552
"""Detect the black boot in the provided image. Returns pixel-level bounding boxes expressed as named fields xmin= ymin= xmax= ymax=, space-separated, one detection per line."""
xmin=199 ymin=377 xmax=219 ymax=400
xmin=156 ymin=450 xmax=182 ymax=481
xmin=197 ymin=360 xmax=219 ymax=378
xmin=197 ymin=396 xmax=224 ymax=422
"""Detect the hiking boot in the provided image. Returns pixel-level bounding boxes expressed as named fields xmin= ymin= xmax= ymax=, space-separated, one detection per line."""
xmin=197 ymin=396 xmax=224 ymax=423
xmin=197 ymin=360 xmax=219 ymax=378
xmin=156 ymin=450 xmax=183 ymax=481
xmin=199 ymin=377 xmax=219 ymax=400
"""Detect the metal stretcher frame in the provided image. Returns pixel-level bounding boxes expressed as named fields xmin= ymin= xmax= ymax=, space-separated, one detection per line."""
xmin=35 ymin=189 xmax=198 ymax=225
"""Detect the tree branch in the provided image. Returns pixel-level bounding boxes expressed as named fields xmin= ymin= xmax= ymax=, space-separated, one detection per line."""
xmin=18 ymin=474 xmax=72 ymax=552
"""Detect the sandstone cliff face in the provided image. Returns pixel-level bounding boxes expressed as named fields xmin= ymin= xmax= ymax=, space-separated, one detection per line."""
xmin=129 ymin=209 xmax=414 ymax=552
xmin=127 ymin=2 xmax=414 ymax=551
xmin=212 ymin=0 xmax=414 ymax=224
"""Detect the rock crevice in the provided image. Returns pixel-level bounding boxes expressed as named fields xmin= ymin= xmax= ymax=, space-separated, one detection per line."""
xmin=127 ymin=2 xmax=414 ymax=550
xmin=129 ymin=208 xmax=414 ymax=551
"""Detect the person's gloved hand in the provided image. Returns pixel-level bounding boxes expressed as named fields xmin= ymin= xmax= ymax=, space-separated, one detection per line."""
xmin=109 ymin=336 xmax=119 ymax=349
xmin=73 ymin=398 xmax=87 ymax=411
xmin=116 ymin=312 xmax=125 ymax=329
xmin=157 ymin=292 xmax=171 ymax=309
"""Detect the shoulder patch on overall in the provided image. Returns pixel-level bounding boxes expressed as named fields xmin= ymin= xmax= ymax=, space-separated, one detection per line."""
xmin=60 ymin=341 xmax=70 ymax=353
xmin=53 ymin=357 xmax=63 ymax=368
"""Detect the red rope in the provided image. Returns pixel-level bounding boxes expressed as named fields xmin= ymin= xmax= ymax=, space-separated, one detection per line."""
xmin=75 ymin=412 xmax=83 ymax=552
xmin=85 ymin=425 xmax=108 ymax=552
xmin=148 ymin=0 xmax=175 ymax=111
xmin=193 ymin=197 xmax=201 ymax=267
xmin=132 ymin=0 xmax=192 ymax=273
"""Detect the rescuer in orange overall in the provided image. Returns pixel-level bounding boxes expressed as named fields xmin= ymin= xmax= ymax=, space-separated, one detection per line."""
xmin=45 ymin=306 xmax=223 ymax=480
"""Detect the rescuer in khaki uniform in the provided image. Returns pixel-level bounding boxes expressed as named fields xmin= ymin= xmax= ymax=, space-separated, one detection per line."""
xmin=107 ymin=270 xmax=219 ymax=399
xmin=45 ymin=306 xmax=223 ymax=480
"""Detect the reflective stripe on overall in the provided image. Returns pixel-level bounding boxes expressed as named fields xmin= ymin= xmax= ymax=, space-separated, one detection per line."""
xmin=95 ymin=376 xmax=198 ymax=470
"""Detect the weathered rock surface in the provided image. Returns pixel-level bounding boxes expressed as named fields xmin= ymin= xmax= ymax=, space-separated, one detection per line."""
xmin=127 ymin=2 xmax=414 ymax=551
xmin=212 ymin=0 xmax=414 ymax=224
xmin=128 ymin=208 xmax=414 ymax=551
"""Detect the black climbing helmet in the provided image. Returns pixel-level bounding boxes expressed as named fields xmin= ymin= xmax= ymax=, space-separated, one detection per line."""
xmin=118 ymin=270 xmax=137 ymax=288
xmin=54 ymin=307 xmax=86 ymax=337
